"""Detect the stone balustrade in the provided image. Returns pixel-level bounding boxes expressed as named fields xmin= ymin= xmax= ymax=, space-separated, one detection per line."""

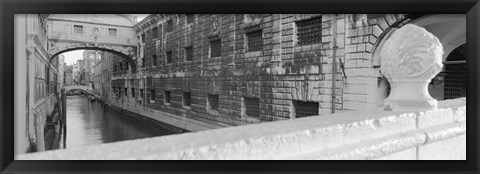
xmin=17 ymin=97 xmax=465 ymax=160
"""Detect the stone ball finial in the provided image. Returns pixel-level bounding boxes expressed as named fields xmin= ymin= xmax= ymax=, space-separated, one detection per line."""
xmin=379 ymin=24 xmax=444 ymax=111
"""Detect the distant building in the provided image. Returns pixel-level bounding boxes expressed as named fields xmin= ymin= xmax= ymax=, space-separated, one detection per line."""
xmin=64 ymin=65 xmax=73 ymax=86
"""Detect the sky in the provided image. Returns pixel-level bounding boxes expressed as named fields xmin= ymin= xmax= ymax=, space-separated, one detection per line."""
xmin=132 ymin=14 xmax=149 ymax=22
xmin=63 ymin=50 xmax=84 ymax=65
xmin=61 ymin=14 xmax=149 ymax=65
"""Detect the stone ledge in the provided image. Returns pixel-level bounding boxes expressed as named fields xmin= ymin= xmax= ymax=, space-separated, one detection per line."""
xmin=18 ymin=98 xmax=466 ymax=160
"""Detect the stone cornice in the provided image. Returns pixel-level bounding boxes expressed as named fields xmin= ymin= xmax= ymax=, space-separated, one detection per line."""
xmin=134 ymin=14 xmax=167 ymax=33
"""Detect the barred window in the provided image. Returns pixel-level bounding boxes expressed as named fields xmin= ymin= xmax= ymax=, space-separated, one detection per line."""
xmin=124 ymin=88 xmax=128 ymax=96
xmin=152 ymin=27 xmax=158 ymax=38
xmin=164 ymin=91 xmax=171 ymax=103
xmin=244 ymin=97 xmax=260 ymax=118
xmin=246 ymin=30 xmax=263 ymax=52
xmin=108 ymin=28 xmax=117 ymax=36
xmin=140 ymin=89 xmax=144 ymax=98
xmin=166 ymin=19 xmax=173 ymax=32
xmin=208 ymin=94 xmax=219 ymax=110
xmin=152 ymin=55 xmax=157 ymax=66
xmin=296 ymin=16 xmax=322 ymax=46
xmin=186 ymin=14 xmax=194 ymax=24
xmin=183 ymin=92 xmax=191 ymax=106
xmin=294 ymin=101 xmax=319 ymax=118
xmin=185 ymin=46 xmax=193 ymax=61
xmin=132 ymin=88 xmax=135 ymax=97
xmin=119 ymin=62 xmax=123 ymax=70
xmin=151 ymin=90 xmax=155 ymax=101
xmin=74 ymin=25 xmax=83 ymax=33
xmin=210 ymin=39 xmax=221 ymax=58
xmin=141 ymin=33 xmax=145 ymax=43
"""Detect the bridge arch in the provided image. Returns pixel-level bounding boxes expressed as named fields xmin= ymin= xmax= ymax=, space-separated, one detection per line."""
xmin=45 ymin=14 xmax=140 ymax=94
xmin=46 ymin=14 xmax=139 ymax=72
xmin=48 ymin=45 xmax=137 ymax=72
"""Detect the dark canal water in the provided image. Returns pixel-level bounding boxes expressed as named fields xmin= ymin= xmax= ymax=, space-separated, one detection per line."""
xmin=63 ymin=95 xmax=177 ymax=148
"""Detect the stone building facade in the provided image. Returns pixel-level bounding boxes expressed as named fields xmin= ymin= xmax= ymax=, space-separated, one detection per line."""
xmin=64 ymin=65 xmax=73 ymax=86
xmin=14 ymin=14 xmax=65 ymax=154
xmin=107 ymin=14 xmax=466 ymax=132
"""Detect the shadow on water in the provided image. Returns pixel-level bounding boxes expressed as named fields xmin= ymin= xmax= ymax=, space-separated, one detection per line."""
xmin=64 ymin=95 xmax=177 ymax=148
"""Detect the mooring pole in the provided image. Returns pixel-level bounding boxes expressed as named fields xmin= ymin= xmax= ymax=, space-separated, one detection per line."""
xmin=62 ymin=88 xmax=67 ymax=148
xmin=56 ymin=89 xmax=62 ymax=149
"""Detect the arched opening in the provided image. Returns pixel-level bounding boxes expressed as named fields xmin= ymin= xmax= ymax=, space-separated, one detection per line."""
xmin=43 ymin=48 xmax=135 ymax=149
xmin=46 ymin=48 xmax=136 ymax=94
xmin=373 ymin=14 xmax=466 ymax=108
xmin=409 ymin=14 xmax=466 ymax=101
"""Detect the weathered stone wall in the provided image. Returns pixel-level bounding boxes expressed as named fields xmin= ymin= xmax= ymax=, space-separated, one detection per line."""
xmin=108 ymin=14 xmax=408 ymax=131
xmin=342 ymin=14 xmax=406 ymax=111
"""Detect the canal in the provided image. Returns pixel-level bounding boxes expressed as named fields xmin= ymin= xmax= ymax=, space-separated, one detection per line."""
xmin=62 ymin=95 xmax=178 ymax=148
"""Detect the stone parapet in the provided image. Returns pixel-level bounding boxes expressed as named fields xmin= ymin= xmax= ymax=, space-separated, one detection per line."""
xmin=18 ymin=98 xmax=465 ymax=160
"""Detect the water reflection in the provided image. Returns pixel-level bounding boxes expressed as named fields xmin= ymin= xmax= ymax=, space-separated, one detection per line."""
xmin=65 ymin=95 xmax=176 ymax=148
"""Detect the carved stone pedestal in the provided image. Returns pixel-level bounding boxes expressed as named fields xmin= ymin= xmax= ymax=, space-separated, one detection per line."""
xmin=380 ymin=24 xmax=444 ymax=111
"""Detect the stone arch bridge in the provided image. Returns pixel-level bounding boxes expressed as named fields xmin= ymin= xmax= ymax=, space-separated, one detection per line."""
xmin=46 ymin=14 xmax=139 ymax=72
xmin=64 ymin=85 xmax=93 ymax=94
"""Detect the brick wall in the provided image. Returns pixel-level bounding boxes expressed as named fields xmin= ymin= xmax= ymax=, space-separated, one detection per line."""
xmin=108 ymin=14 xmax=405 ymax=131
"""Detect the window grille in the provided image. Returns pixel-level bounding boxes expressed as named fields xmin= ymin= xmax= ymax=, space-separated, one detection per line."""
xmin=151 ymin=90 xmax=156 ymax=101
xmin=244 ymin=97 xmax=260 ymax=118
xmin=140 ymin=89 xmax=144 ymax=98
xmin=166 ymin=51 xmax=173 ymax=63
xmin=185 ymin=46 xmax=193 ymax=61
xmin=164 ymin=91 xmax=171 ymax=103
xmin=210 ymin=39 xmax=221 ymax=57
xmin=108 ymin=28 xmax=117 ymax=36
xmin=166 ymin=19 xmax=173 ymax=32
xmin=183 ymin=92 xmax=191 ymax=106
xmin=74 ymin=25 xmax=83 ymax=33
xmin=152 ymin=27 xmax=158 ymax=38
xmin=444 ymin=64 xmax=466 ymax=99
xmin=296 ymin=16 xmax=322 ymax=46
xmin=208 ymin=94 xmax=219 ymax=110
xmin=294 ymin=100 xmax=319 ymax=118
xmin=246 ymin=30 xmax=263 ymax=52
xmin=186 ymin=14 xmax=194 ymax=24
xmin=152 ymin=55 xmax=157 ymax=66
